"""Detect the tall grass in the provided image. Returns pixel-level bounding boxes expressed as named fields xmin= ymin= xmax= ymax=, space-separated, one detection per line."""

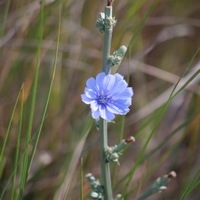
xmin=0 ymin=0 xmax=200 ymax=199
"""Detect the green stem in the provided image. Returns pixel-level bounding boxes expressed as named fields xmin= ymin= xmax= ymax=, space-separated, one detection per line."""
xmin=103 ymin=6 xmax=113 ymax=75
xmin=137 ymin=190 xmax=155 ymax=200
xmin=99 ymin=5 xmax=113 ymax=200
xmin=99 ymin=119 xmax=113 ymax=200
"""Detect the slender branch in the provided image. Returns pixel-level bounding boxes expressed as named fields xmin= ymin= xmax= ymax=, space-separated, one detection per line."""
xmin=137 ymin=171 xmax=177 ymax=200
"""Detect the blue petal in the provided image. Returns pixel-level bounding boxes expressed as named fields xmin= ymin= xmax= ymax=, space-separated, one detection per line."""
xmin=115 ymin=73 xmax=124 ymax=81
xmin=107 ymin=99 xmax=130 ymax=114
xmin=106 ymin=104 xmax=122 ymax=114
xmin=86 ymin=77 xmax=97 ymax=91
xmin=96 ymin=72 xmax=106 ymax=91
xmin=92 ymin=109 xmax=100 ymax=119
xmin=124 ymin=98 xmax=132 ymax=106
xmin=104 ymin=109 xmax=115 ymax=120
xmin=121 ymin=87 xmax=134 ymax=96
xmin=107 ymin=105 xmax=129 ymax=115
xmin=99 ymin=104 xmax=106 ymax=119
xmin=103 ymin=74 xmax=116 ymax=91
xmin=111 ymin=79 xmax=128 ymax=95
xmin=99 ymin=105 xmax=115 ymax=120
xmin=113 ymin=98 xmax=132 ymax=107
xmin=81 ymin=94 xmax=93 ymax=104
xmin=84 ymin=88 xmax=97 ymax=99
xmin=90 ymin=100 xmax=99 ymax=111
xmin=112 ymin=87 xmax=133 ymax=99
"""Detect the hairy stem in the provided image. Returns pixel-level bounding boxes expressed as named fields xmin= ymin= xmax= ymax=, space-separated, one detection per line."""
xmin=103 ymin=6 xmax=113 ymax=75
xmin=99 ymin=119 xmax=113 ymax=200
xmin=99 ymin=6 xmax=113 ymax=200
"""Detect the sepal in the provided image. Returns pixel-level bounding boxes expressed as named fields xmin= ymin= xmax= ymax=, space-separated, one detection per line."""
xmin=108 ymin=45 xmax=127 ymax=67
xmin=96 ymin=12 xmax=117 ymax=34
xmin=104 ymin=15 xmax=117 ymax=30
xmin=96 ymin=13 xmax=106 ymax=34
xmin=86 ymin=173 xmax=104 ymax=199
xmin=105 ymin=136 xmax=135 ymax=164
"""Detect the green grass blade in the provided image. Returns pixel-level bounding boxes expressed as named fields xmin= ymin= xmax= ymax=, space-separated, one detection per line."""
xmin=0 ymin=126 xmax=42 ymax=199
xmin=142 ymin=109 xmax=200 ymax=161
xmin=121 ymin=114 xmax=164 ymax=197
xmin=18 ymin=3 xmax=44 ymax=199
xmin=113 ymin=109 xmax=162 ymax=190
xmin=115 ymin=0 xmax=159 ymax=73
xmin=126 ymin=0 xmax=149 ymax=19
xmin=27 ymin=4 xmax=61 ymax=175
xmin=127 ymin=0 xmax=159 ymax=52
xmin=180 ymin=168 xmax=200 ymax=200
xmin=0 ymin=86 xmax=23 ymax=163
xmin=170 ymin=47 xmax=200 ymax=98
xmin=11 ymin=86 xmax=24 ymax=200
xmin=186 ymin=179 xmax=200 ymax=195
xmin=0 ymin=0 xmax=11 ymax=39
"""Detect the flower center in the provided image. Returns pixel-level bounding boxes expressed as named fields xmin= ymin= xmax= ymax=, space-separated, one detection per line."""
xmin=99 ymin=94 xmax=109 ymax=104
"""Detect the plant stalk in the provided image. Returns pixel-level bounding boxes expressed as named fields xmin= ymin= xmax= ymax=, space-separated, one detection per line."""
xmin=99 ymin=119 xmax=113 ymax=200
xmin=99 ymin=5 xmax=113 ymax=200
xmin=103 ymin=6 xmax=113 ymax=75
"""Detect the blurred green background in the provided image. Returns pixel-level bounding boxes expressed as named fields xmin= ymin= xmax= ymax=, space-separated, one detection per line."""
xmin=0 ymin=0 xmax=200 ymax=199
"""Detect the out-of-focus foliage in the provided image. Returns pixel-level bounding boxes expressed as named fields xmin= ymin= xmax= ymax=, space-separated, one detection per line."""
xmin=0 ymin=0 xmax=200 ymax=199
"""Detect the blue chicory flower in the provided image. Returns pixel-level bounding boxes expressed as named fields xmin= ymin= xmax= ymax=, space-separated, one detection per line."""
xmin=81 ymin=72 xmax=133 ymax=121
